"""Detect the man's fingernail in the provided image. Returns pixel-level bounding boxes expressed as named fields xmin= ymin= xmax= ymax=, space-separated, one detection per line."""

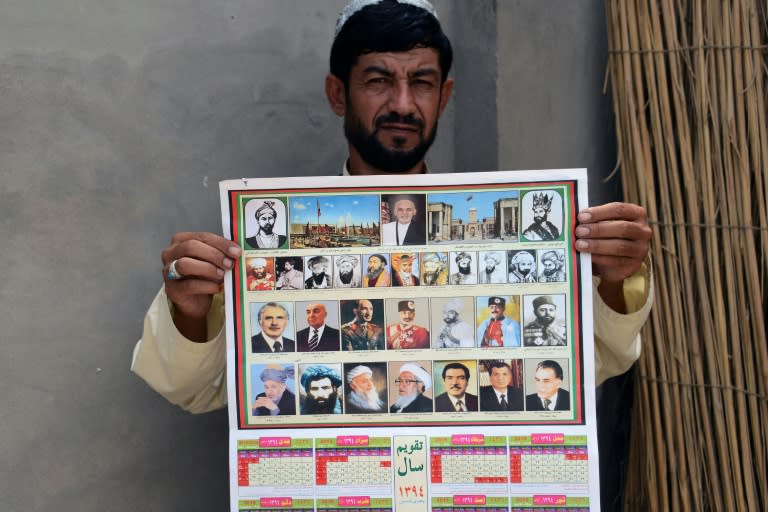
xmin=575 ymin=240 xmax=589 ymax=250
xmin=228 ymin=246 xmax=242 ymax=257
xmin=575 ymin=226 xmax=589 ymax=237
xmin=578 ymin=212 xmax=592 ymax=222
xmin=223 ymin=258 xmax=234 ymax=269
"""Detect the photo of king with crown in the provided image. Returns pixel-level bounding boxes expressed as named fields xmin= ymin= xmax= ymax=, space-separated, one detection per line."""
xmin=520 ymin=190 xmax=565 ymax=242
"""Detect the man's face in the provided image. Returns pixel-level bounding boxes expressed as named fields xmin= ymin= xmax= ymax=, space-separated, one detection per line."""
xmin=534 ymin=367 xmax=561 ymax=400
xmin=350 ymin=372 xmax=375 ymax=393
xmin=307 ymin=377 xmax=336 ymax=403
xmin=484 ymin=258 xmax=497 ymax=272
xmin=457 ymin=256 xmax=471 ymax=270
xmin=311 ymin=263 xmax=325 ymax=275
xmin=257 ymin=212 xmax=276 ymax=234
xmin=357 ymin=300 xmax=374 ymax=322
xmin=423 ymin=260 xmax=440 ymax=274
xmin=534 ymin=304 xmax=557 ymax=326
xmin=306 ymin=303 xmax=327 ymax=329
xmin=367 ymin=256 xmax=384 ymax=273
xmin=442 ymin=309 xmax=458 ymax=324
xmin=338 ymin=261 xmax=354 ymax=275
xmin=516 ymin=254 xmax=535 ymax=276
xmin=542 ymin=260 xmax=556 ymax=274
xmin=341 ymin=48 xmax=452 ymax=173
xmin=399 ymin=259 xmax=413 ymax=273
xmin=397 ymin=371 xmax=421 ymax=397
xmin=263 ymin=380 xmax=286 ymax=401
xmin=393 ymin=199 xmax=417 ymax=224
xmin=489 ymin=304 xmax=504 ymax=320
xmin=283 ymin=261 xmax=294 ymax=271
xmin=398 ymin=308 xmax=415 ymax=326
xmin=533 ymin=207 xmax=548 ymax=224
xmin=489 ymin=366 xmax=511 ymax=392
xmin=251 ymin=265 xmax=266 ymax=278
xmin=444 ymin=368 xmax=467 ymax=398
xmin=260 ymin=306 xmax=288 ymax=338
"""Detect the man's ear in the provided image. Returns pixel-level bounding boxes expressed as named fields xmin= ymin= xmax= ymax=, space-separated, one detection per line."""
xmin=325 ymin=74 xmax=346 ymax=116
xmin=438 ymin=77 xmax=455 ymax=116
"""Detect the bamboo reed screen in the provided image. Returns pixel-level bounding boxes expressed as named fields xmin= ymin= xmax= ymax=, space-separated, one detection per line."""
xmin=605 ymin=1 xmax=767 ymax=510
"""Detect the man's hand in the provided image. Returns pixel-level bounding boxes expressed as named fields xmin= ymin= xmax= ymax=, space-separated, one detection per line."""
xmin=161 ymin=232 xmax=242 ymax=341
xmin=575 ymin=203 xmax=651 ymax=313
xmin=253 ymin=396 xmax=278 ymax=412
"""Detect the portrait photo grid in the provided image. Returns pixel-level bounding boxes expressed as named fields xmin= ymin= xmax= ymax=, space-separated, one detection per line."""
xmin=230 ymin=184 xmax=580 ymax=429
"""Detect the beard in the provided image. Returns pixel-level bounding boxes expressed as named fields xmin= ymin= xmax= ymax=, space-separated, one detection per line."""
xmin=349 ymin=389 xmax=384 ymax=411
xmin=304 ymin=392 xmax=339 ymax=414
xmin=423 ymin=270 xmax=441 ymax=285
xmin=253 ymin=271 xmax=266 ymax=279
xmin=259 ymin=223 xmax=274 ymax=235
xmin=536 ymin=314 xmax=555 ymax=326
xmin=392 ymin=392 xmax=419 ymax=412
xmin=367 ymin=267 xmax=384 ymax=281
xmin=518 ymin=267 xmax=532 ymax=277
xmin=338 ymin=270 xmax=354 ymax=284
xmin=458 ymin=264 xmax=471 ymax=275
xmin=543 ymin=267 xmax=558 ymax=276
xmin=344 ymin=109 xmax=437 ymax=173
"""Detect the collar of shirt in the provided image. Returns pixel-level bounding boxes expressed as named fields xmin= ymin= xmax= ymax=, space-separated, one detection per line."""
xmin=542 ymin=393 xmax=559 ymax=410
xmin=261 ymin=333 xmax=285 ymax=351
xmin=492 ymin=388 xmax=507 ymax=401
xmin=447 ymin=394 xmax=466 ymax=407
xmin=309 ymin=324 xmax=326 ymax=339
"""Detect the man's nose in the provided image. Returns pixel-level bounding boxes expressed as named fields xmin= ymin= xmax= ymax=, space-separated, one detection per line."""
xmin=389 ymin=80 xmax=417 ymax=116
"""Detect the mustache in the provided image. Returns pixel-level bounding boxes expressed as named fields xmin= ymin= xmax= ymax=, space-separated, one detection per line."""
xmin=374 ymin=112 xmax=424 ymax=130
xmin=450 ymin=384 xmax=463 ymax=390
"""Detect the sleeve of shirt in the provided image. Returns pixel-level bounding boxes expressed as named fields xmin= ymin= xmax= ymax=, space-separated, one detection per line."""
xmin=131 ymin=287 xmax=228 ymax=414
xmin=593 ymin=262 xmax=654 ymax=386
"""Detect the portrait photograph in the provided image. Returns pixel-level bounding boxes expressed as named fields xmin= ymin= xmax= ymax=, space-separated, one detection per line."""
xmin=243 ymin=197 xmax=289 ymax=250
xmin=478 ymin=359 xmax=524 ymax=412
xmin=249 ymin=301 xmax=295 ymax=353
xmin=388 ymin=360 xmax=434 ymax=414
xmin=477 ymin=250 xmax=507 ymax=284
xmin=343 ymin=362 xmax=388 ymax=414
xmin=384 ymin=298 xmax=431 ymax=350
xmin=362 ymin=253 xmax=391 ymax=287
xmin=245 ymin=256 xmax=275 ymax=292
xmin=507 ymin=249 xmax=538 ymax=284
xmin=274 ymin=256 xmax=304 ymax=290
xmin=538 ymin=249 xmax=567 ymax=283
xmin=333 ymin=254 xmax=362 ymax=288
xmin=250 ymin=363 xmax=296 ymax=417
xmin=426 ymin=190 xmax=519 ymax=243
xmin=339 ymin=298 xmax=386 ymax=351
xmin=420 ymin=252 xmax=449 ymax=286
xmin=522 ymin=294 xmax=568 ymax=347
xmin=524 ymin=358 xmax=571 ymax=412
xmin=298 ymin=363 xmax=344 ymax=415
xmin=381 ymin=193 xmax=427 ymax=246
xmin=520 ymin=189 xmax=564 ymax=242
xmin=294 ymin=300 xmax=341 ymax=353
xmin=390 ymin=252 xmax=420 ymax=287
xmin=303 ymin=254 xmax=332 ymax=289
xmin=432 ymin=360 xmax=478 ymax=412
xmin=289 ymin=194 xmax=381 ymax=248
xmin=449 ymin=250 xmax=477 ymax=285
xmin=430 ymin=296 xmax=475 ymax=349
xmin=475 ymin=295 xmax=521 ymax=348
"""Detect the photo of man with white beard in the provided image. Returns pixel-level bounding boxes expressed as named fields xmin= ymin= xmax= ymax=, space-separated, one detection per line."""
xmin=389 ymin=361 xmax=433 ymax=413
xmin=343 ymin=363 xmax=387 ymax=414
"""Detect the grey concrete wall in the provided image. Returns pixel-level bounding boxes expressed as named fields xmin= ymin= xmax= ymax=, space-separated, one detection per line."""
xmin=0 ymin=1 xmax=619 ymax=511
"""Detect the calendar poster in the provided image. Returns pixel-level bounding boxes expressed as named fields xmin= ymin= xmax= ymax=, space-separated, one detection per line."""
xmin=221 ymin=170 xmax=599 ymax=512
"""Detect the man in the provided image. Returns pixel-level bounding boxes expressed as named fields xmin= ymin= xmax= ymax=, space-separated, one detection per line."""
xmin=300 ymin=365 xmax=343 ymax=415
xmin=304 ymin=255 xmax=331 ymax=289
xmin=386 ymin=300 xmax=429 ymax=349
xmin=134 ymin=0 xmax=653 ymax=414
xmin=296 ymin=303 xmax=340 ymax=352
xmin=251 ymin=302 xmax=295 ymax=353
xmin=333 ymin=254 xmax=361 ymax=288
xmin=523 ymin=192 xmax=560 ymax=241
xmin=523 ymin=295 xmax=567 ymax=346
xmin=392 ymin=253 xmax=419 ymax=286
xmin=508 ymin=250 xmax=537 ymax=284
xmin=246 ymin=257 xmax=274 ymax=291
xmin=436 ymin=298 xmax=474 ymax=348
xmin=253 ymin=365 xmax=296 ymax=416
xmin=479 ymin=360 xmax=523 ymax=412
xmin=539 ymin=250 xmax=566 ymax=283
xmin=275 ymin=257 xmax=304 ymax=290
xmin=421 ymin=252 xmax=447 ymax=286
xmin=245 ymin=200 xmax=287 ymax=249
xmin=341 ymin=299 xmax=385 ymax=351
xmin=363 ymin=253 xmax=390 ymax=287
xmin=381 ymin=194 xmax=426 ymax=245
xmin=345 ymin=365 xmax=385 ymax=413
xmin=477 ymin=296 xmax=520 ymax=348
xmin=390 ymin=363 xmax=432 ymax=413
xmin=434 ymin=362 xmax=477 ymax=412
xmin=450 ymin=251 xmax=476 ymax=285
xmin=526 ymin=360 xmax=570 ymax=411
xmin=478 ymin=251 xmax=506 ymax=284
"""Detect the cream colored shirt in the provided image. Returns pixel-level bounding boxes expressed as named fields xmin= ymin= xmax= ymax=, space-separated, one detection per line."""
xmin=132 ymin=265 xmax=652 ymax=413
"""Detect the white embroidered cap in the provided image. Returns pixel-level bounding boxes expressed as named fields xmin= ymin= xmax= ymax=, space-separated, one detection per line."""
xmin=335 ymin=0 xmax=438 ymax=37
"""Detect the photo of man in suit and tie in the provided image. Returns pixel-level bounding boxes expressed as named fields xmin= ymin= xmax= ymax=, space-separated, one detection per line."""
xmin=433 ymin=361 xmax=478 ymax=412
xmin=250 ymin=302 xmax=295 ymax=353
xmin=295 ymin=301 xmax=340 ymax=352
xmin=479 ymin=360 xmax=524 ymax=412
xmin=525 ymin=359 xmax=570 ymax=412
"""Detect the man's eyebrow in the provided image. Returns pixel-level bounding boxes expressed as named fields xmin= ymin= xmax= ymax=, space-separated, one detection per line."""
xmin=362 ymin=65 xmax=394 ymax=76
xmin=410 ymin=68 xmax=440 ymax=79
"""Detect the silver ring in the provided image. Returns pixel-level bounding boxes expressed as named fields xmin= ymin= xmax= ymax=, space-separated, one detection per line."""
xmin=167 ymin=259 xmax=184 ymax=281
